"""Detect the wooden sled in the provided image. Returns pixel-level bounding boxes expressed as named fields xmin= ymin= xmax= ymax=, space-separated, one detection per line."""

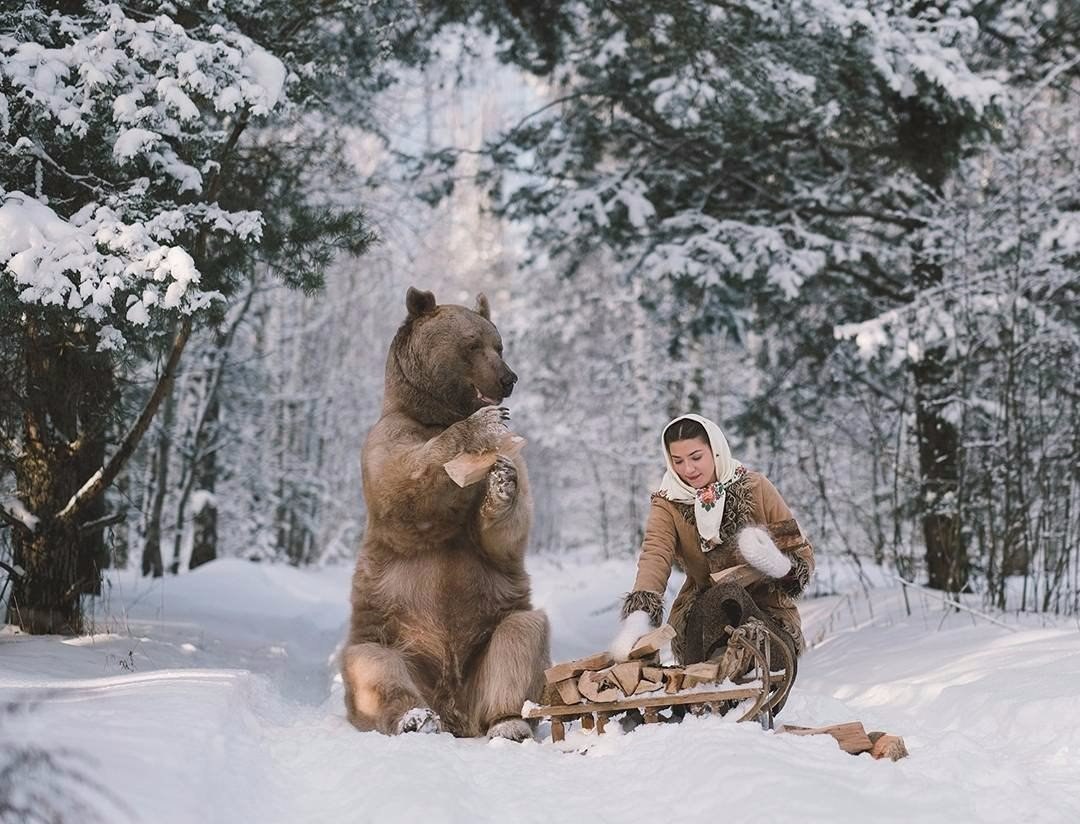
xmin=525 ymin=620 xmax=797 ymax=741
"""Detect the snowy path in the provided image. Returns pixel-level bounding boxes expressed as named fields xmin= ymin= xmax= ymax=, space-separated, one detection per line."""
xmin=2 ymin=557 xmax=1079 ymax=823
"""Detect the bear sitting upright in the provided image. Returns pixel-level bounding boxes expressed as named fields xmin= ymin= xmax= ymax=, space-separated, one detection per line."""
xmin=341 ymin=287 xmax=550 ymax=741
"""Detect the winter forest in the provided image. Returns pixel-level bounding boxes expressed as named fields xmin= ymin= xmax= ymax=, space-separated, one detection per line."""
xmin=2 ymin=1 xmax=1079 ymax=822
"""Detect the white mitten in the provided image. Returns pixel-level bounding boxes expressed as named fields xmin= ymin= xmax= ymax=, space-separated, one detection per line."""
xmin=609 ymin=610 xmax=654 ymax=662
xmin=737 ymin=526 xmax=792 ymax=578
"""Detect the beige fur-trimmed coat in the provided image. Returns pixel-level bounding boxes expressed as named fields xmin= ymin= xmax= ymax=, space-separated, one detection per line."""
xmin=630 ymin=469 xmax=815 ymax=655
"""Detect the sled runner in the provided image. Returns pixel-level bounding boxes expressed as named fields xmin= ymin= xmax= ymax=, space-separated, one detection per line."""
xmin=525 ymin=619 xmax=796 ymax=740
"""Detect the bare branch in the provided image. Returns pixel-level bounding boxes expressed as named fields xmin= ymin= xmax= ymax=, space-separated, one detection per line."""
xmin=57 ymin=318 xmax=193 ymax=525
xmin=79 ymin=511 xmax=127 ymax=536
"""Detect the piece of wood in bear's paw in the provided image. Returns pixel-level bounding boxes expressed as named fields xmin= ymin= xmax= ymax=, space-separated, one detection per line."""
xmin=443 ymin=434 xmax=526 ymax=487
xmin=628 ymin=624 xmax=676 ymax=659
xmin=544 ymin=651 xmax=615 ymax=684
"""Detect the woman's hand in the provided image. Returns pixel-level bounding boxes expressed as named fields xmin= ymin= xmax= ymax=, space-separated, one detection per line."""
xmin=737 ymin=526 xmax=792 ymax=578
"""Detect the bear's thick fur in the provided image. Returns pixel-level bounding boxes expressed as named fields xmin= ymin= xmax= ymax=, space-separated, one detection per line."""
xmin=341 ymin=287 xmax=550 ymax=739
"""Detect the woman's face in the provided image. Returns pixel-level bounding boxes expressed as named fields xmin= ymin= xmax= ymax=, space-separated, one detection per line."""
xmin=667 ymin=437 xmax=717 ymax=489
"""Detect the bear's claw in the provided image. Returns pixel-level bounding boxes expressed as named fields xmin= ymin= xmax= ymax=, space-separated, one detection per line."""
xmin=460 ymin=405 xmax=509 ymax=453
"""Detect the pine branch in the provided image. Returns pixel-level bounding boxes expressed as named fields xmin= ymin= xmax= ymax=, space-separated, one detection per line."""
xmin=57 ymin=318 xmax=193 ymax=525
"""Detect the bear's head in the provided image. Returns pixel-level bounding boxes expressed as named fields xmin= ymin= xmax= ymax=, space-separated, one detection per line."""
xmin=384 ymin=287 xmax=518 ymax=426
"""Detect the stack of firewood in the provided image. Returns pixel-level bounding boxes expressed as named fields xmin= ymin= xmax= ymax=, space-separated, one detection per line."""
xmin=542 ymin=625 xmax=738 ymax=705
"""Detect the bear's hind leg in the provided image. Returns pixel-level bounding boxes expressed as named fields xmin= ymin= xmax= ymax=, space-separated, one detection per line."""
xmin=466 ymin=609 xmax=550 ymax=740
xmin=342 ymin=642 xmax=441 ymax=735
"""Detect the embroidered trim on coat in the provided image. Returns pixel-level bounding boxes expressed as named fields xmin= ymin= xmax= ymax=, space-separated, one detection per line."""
xmin=621 ymin=590 xmax=664 ymax=626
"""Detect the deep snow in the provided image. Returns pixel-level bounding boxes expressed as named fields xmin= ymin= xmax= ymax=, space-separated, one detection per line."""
xmin=2 ymin=555 xmax=1079 ymax=823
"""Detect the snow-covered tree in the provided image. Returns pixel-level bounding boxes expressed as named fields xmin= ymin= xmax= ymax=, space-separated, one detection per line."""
xmin=420 ymin=0 xmax=1025 ymax=591
xmin=0 ymin=0 xmax=408 ymax=632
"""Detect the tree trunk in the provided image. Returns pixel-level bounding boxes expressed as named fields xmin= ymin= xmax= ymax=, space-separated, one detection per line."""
xmin=142 ymin=384 xmax=176 ymax=578
xmin=7 ymin=321 xmax=113 ymax=633
xmin=189 ymin=391 xmax=219 ymax=570
xmin=8 ymin=518 xmax=81 ymax=634
xmin=911 ymin=260 xmax=968 ymax=592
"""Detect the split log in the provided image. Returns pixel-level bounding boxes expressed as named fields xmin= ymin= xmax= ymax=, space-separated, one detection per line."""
xmin=544 ymin=651 xmax=615 ymax=685
xmin=577 ymin=669 xmax=620 ymax=703
xmin=611 ymin=661 xmax=643 ymax=695
xmin=633 ymin=678 xmax=664 ymax=695
xmin=443 ymin=434 xmax=526 ymax=487
xmin=555 ymin=678 xmax=583 ymax=705
xmin=778 ymin=722 xmax=874 ymax=755
xmin=663 ymin=668 xmax=685 ymax=694
xmin=641 ymin=666 xmax=664 ymax=683
xmin=683 ymin=661 xmax=720 ymax=687
xmin=628 ymin=624 xmax=676 ymax=659
xmin=710 ymin=563 xmax=766 ymax=589
xmin=868 ymin=731 xmax=909 ymax=762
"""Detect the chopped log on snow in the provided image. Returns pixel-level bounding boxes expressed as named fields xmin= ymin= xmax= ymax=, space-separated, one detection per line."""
xmin=682 ymin=661 xmax=721 ymax=687
xmin=777 ymin=722 xmax=874 ymax=755
xmin=544 ymin=651 xmax=615 ymax=684
xmin=555 ymin=678 xmax=583 ymax=705
xmin=628 ymin=624 xmax=676 ymax=659
xmin=443 ymin=434 xmax=526 ymax=487
xmin=868 ymin=731 xmax=909 ymax=762
xmin=611 ymin=661 xmax=643 ymax=695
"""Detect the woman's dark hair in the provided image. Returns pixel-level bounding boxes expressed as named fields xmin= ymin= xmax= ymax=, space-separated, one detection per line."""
xmin=663 ymin=418 xmax=709 ymax=448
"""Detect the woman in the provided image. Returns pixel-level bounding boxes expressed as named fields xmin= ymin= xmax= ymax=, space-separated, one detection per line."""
xmin=609 ymin=414 xmax=814 ymax=693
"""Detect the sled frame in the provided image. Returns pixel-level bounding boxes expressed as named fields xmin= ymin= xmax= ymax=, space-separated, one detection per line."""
xmin=525 ymin=622 xmax=796 ymax=741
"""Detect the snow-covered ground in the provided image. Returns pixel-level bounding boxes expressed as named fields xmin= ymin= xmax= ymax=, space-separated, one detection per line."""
xmin=3 ymin=554 xmax=1079 ymax=823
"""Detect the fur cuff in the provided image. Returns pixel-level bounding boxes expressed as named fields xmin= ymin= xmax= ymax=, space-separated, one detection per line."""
xmin=737 ymin=526 xmax=792 ymax=578
xmin=609 ymin=610 xmax=654 ymax=662
xmin=621 ymin=589 xmax=663 ymax=625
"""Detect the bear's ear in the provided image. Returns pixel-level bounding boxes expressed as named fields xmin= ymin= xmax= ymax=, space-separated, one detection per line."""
xmin=475 ymin=293 xmax=491 ymax=321
xmin=406 ymin=287 xmax=437 ymax=318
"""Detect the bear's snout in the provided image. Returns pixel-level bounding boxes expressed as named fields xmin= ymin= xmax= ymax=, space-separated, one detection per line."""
xmin=500 ymin=368 xmax=518 ymax=397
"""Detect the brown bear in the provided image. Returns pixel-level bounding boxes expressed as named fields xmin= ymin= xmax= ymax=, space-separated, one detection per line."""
xmin=341 ymin=286 xmax=550 ymax=741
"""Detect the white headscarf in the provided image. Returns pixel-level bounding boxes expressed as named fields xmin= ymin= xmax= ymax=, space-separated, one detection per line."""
xmin=655 ymin=414 xmax=744 ymax=545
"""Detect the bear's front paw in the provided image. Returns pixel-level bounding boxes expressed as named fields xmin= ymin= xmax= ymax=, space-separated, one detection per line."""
xmin=486 ymin=717 xmax=533 ymax=742
xmin=481 ymin=456 xmax=517 ymax=519
xmin=460 ymin=405 xmax=510 ymax=453
xmin=396 ymin=707 xmax=443 ymax=735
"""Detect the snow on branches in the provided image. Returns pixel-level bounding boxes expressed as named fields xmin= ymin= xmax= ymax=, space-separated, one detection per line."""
xmin=0 ymin=1 xmax=285 ymax=349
